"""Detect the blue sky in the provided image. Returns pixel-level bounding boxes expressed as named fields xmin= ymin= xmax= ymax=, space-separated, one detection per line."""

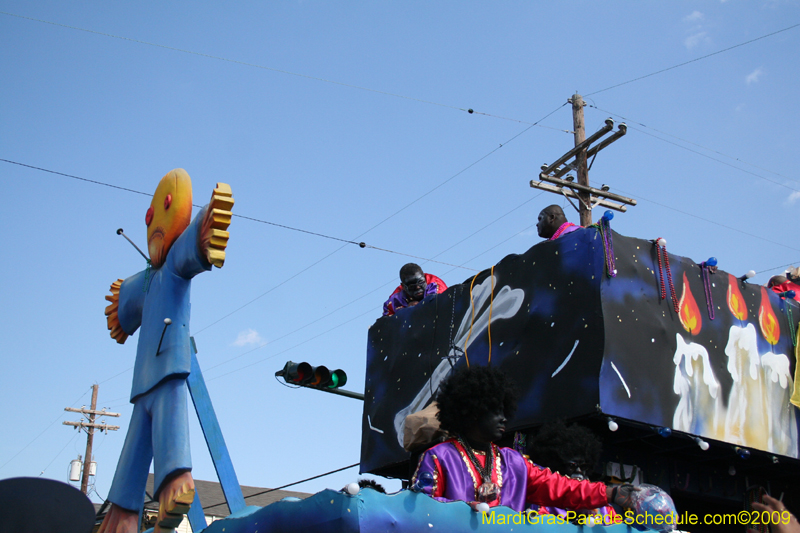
xmin=2 ymin=1 xmax=799 ymax=502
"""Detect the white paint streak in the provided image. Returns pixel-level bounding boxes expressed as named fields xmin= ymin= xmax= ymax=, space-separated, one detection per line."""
xmin=368 ymin=415 xmax=384 ymax=434
xmin=551 ymin=340 xmax=579 ymax=378
xmin=610 ymin=361 xmax=631 ymax=398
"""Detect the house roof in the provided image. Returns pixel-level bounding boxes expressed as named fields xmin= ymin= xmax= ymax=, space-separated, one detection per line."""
xmin=88 ymin=474 xmax=312 ymax=518
xmin=144 ymin=474 xmax=312 ymax=516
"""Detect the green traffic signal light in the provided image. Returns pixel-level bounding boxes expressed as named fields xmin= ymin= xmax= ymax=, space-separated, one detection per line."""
xmin=276 ymin=361 xmax=347 ymax=389
xmin=328 ymin=369 xmax=347 ymax=388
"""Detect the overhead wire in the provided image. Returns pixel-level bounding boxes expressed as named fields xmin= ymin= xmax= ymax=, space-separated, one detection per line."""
xmin=586 ymin=22 xmax=800 ymax=96
xmin=611 ymin=186 xmax=800 ymax=254
xmin=205 ymin=306 xmax=378 ymax=382
xmin=39 ymin=430 xmax=81 ymax=477
xmin=0 ymin=158 xmax=479 ymax=273
xmin=0 ymin=10 xmax=568 ymax=131
xmin=630 ymin=127 xmax=800 ymax=192
xmin=585 ymin=104 xmax=800 ymax=186
xmin=200 ymin=104 xmax=564 ymax=333
xmin=0 ymin=386 xmax=92 ymax=472
xmin=3 ymin=100 xmax=565 ymax=343
xmin=190 ymin=193 xmax=544 ymax=377
xmin=201 ymin=462 xmax=359 ymax=511
xmin=758 ymin=261 xmax=799 ymax=275
xmin=8 ymin=10 xmax=800 ymax=497
xmin=351 ymin=103 xmax=568 ymax=240
xmin=184 ymin=192 xmax=550 ymax=379
xmin=11 ymin=8 xmax=799 ymax=409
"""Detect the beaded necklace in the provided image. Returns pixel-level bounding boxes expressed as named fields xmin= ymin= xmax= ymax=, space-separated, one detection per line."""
xmin=700 ymin=261 xmax=716 ymax=320
xmin=596 ymin=218 xmax=617 ymax=278
xmin=549 ymin=222 xmax=576 ymax=241
xmin=457 ymin=436 xmax=499 ymax=502
xmin=655 ymin=239 xmax=679 ymax=314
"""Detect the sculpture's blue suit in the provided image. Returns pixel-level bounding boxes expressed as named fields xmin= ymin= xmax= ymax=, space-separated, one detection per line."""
xmin=108 ymin=206 xmax=210 ymax=511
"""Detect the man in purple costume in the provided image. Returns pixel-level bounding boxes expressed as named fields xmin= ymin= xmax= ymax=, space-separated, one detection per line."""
xmin=382 ymin=263 xmax=447 ymax=317
xmin=411 ymin=366 xmax=637 ymax=514
xmin=537 ymin=205 xmax=580 ymax=241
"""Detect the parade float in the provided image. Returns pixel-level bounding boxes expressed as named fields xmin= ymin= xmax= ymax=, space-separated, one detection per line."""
xmin=93 ymin=169 xmax=799 ymax=532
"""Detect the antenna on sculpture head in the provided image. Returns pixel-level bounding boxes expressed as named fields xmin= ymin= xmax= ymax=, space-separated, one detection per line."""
xmin=116 ymin=228 xmax=149 ymax=262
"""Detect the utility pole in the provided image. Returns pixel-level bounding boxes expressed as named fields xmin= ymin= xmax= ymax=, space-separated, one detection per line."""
xmin=63 ymin=384 xmax=120 ymax=494
xmin=571 ymin=94 xmax=591 ymax=226
xmin=531 ymin=92 xmax=636 ymax=222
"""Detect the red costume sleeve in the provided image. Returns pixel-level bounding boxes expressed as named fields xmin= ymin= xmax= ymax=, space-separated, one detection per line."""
xmin=771 ymin=281 xmax=800 ymax=301
xmin=525 ymin=460 xmax=608 ymax=510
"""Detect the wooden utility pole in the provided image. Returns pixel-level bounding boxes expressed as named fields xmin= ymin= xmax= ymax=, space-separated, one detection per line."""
xmin=531 ymin=92 xmax=636 ymax=220
xmin=571 ymin=93 xmax=592 ymax=226
xmin=63 ymin=384 xmax=120 ymax=494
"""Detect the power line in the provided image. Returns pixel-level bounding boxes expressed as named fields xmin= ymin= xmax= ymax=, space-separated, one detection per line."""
xmin=200 ymin=192 xmax=551 ymax=377
xmin=201 ymin=462 xmax=359 ymax=511
xmin=428 ymin=192 xmax=544 ymax=262
xmin=585 ymin=104 xmax=800 ymax=186
xmin=194 ymin=243 xmax=350 ymax=334
xmin=0 ymin=160 xmax=152 ymax=198
xmin=205 ymin=306 xmax=377 ymax=382
xmin=624 ymin=126 xmax=800 ymax=193
xmin=443 ymin=221 xmax=538 ymax=276
xmin=613 ymin=186 xmax=800 ymax=254
xmin=39 ymin=430 xmax=80 ymax=477
xmin=586 ymin=22 xmax=800 ymax=96
xmin=3 ymin=101 xmax=563 ymax=339
xmin=351 ymin=103 xmax=567 ymax=240
xmin=0 ymin=11 xmax=571 ymax=132
xmin=0 ymin=158 xmax=481 ymax=270
xmin=757 ymin=261 xmax=799 ymax=275
xmin=197 ymin=103 xmax=566 ymax=333
xmin=0 ymin=387 xmax=91 ymax=472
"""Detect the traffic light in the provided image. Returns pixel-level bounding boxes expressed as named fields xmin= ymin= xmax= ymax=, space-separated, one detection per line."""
xmin=276 ymin=361 xmax=347 ymax=389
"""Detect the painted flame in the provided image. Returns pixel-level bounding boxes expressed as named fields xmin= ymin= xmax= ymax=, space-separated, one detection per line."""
xmin=758 ymin=286 xmax=780 ymax=345
xmin=727 ymin=274 xmax=748 ymax=321
xmin=678 ymin=272 xmax=702 ymax=335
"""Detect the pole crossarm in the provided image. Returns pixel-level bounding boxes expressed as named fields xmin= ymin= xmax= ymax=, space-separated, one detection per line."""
xmin=532 ymin=95 xmax=633 ymax=224
xmin=541 ymin=118 xmax=615 ymax=176
xmin=529 ymin=180 xmax=628 ymax=212
xmin=64 ymin=407 xmax=121 ymax=417
xmin=540 ymin=119 xmax=627 ymax=178
xmin=535 ymin=175 xmax=637 ymax=206
xmin=63 ymin=421 xmax=121 ymax=431
xmin=586 ymin=123 xmax=627 ymax=159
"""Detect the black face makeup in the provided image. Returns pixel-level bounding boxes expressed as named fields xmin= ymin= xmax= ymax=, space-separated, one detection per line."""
xmin=402 ymin=275 xmax=426 ymax=301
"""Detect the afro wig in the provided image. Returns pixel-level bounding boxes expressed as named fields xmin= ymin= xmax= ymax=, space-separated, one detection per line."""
xmin=435 ymin=365 xmax=518 ymax=437
xmin=528 ymin=419 xmax=602 ymax=475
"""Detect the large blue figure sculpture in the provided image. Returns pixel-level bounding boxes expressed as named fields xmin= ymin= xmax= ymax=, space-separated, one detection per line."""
xmin=100 ymin=169 xmax=233 ymax=533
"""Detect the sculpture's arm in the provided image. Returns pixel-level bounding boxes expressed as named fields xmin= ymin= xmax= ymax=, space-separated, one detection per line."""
xmin=199 ymin=183 xmax=234 ymax=268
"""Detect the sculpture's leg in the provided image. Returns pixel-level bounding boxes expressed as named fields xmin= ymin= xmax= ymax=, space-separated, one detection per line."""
xmin=97 ymin=503 xmax=139 ymax=533
xmin=151 ymin=378 xmax=193 ymax=530
xmin=103 ymin=400 xmax=153 ymax=532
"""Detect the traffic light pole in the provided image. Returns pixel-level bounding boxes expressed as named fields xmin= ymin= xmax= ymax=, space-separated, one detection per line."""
xmin=276 ymin=360 xmax=364 ymax=400
xmin=302 ymin=385 xmax=364 ymax=401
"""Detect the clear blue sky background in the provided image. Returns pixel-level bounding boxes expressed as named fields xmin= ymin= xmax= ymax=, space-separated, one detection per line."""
xmin=2 ymin=1 xmax=799 ymax=503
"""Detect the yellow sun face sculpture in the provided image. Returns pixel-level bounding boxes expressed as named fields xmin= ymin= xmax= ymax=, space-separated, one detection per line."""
xmin=146 ymin=169 xmax=193 ymax=268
